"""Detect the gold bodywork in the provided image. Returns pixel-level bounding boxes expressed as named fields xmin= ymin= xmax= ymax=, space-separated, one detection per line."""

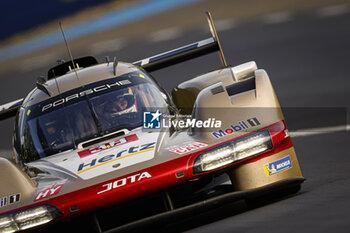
xmin=173 ymin=61 xmax=304 ymax=190
xmin=0 ymin=60 xmax=304 ymax=215
xmin=0 ymin=158 xmax=36 ymax=212
xmin=229 ymin=147 xmax=303 ymax=190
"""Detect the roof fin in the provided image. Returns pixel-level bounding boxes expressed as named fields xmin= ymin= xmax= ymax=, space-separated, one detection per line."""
xmin=105 ymin=56 xmax=110 ymax=66
xmin=56 ymin=59 xmax=65 ymax=64
xmin=113 ymin=57 xmax=118 ymax=75
xmin=36 ymin=76 xmax=51 ymax=96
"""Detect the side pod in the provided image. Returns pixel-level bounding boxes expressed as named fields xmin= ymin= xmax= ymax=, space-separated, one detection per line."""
xmin=0 ymin=158 xmax=36 ymax=213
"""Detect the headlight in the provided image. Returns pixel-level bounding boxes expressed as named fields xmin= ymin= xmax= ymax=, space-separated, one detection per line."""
xmin=193 ymin=130 xmax=273 ymax=174
xmin=0 ymin=205 xmax=62 ymax=233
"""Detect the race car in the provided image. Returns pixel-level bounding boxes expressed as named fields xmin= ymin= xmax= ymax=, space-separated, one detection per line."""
xmin=0 ymin=12 xmax=304 ymax=233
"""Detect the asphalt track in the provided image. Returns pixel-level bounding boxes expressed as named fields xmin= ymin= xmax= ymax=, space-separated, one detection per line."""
xmin=0 ymin=0 xmax=350 ymax=232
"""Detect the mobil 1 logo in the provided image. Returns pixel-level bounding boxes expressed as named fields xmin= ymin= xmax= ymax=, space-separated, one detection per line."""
xmin=0 ymin=193 xmax=21 ymax=208
xmin=212 ymin=117 xmax=261 ymax=139
xmin=247 ymin=117 xmax=260 ymax=127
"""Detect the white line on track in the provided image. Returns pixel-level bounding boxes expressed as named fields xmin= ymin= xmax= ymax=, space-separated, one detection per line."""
xmin=289 ymin=124 xmax=350 ymax=138
xmin=213 ymin=19 xmax=237 ymax=31
xmin=89 ymin=38 xmax=125 ymax=54
xmin=316 ymin=4 xmax=349 ymax=17
xmin=260 ymin=11 xmax=293 ymax=24
xmin=201 ymin=18 xmax=237 ymax=33
xmin=148 ymin=27 xmax=182 ymax=43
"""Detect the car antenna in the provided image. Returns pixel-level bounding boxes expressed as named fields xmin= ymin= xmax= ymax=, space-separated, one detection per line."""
xmin=59 ymin=22 xmax=104 ymax=137
xmin=206 ymin=11 xmax=227 ymax=67
xmin=59 ymin=21 xmax=82 ymax=86
xmin=50 ymin=22 xmax=79 ymax=150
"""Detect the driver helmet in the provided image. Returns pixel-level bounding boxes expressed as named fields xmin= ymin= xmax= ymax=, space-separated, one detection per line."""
xmin=109 ymin=88 xmax=137 ymax=115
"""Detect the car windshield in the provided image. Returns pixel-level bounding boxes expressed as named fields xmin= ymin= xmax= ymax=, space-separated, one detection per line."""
xmin=19 ymin=71 xmax=169 ymax=161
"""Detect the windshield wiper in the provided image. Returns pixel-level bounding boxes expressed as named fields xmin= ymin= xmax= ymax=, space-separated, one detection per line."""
xmin=86 ymin=98 xmax=104 ymax=137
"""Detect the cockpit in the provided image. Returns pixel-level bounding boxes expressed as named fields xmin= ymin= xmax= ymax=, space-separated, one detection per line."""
xmin=14 ymin=70 xmax=170 ymax=163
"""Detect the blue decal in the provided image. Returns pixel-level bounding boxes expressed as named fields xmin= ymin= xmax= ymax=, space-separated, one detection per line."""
xmin=212 ymin=118 xmax=259 ymax=139
xmin=0 ymin=197 xmax=7 ymax=207
xmin=264 ymin=155 xmax=292 ymax=176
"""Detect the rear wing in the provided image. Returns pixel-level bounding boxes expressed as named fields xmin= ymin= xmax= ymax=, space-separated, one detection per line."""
xmin=134 ymin=12 xmax=227 ymax=72
xmin=0 ymin=12 xmax=226 ymax=121
xmin=134 ymin=37 xmax=219 ymax=72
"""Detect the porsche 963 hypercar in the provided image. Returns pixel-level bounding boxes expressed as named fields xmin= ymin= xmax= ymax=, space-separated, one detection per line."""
xmin=0 ymin=12 xmax=304 ymax=232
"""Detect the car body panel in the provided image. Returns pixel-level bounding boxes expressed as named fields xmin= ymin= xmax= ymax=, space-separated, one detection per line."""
xmin=0 ymin=14 xmax=304 ymax=232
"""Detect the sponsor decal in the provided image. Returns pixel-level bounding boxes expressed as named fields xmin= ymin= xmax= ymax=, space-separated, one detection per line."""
xmin=211 ymin=117 xmax=260 ymax=139
xmin=98 ymin=171 xmax=152 ymax=194
xmin=264 ymin=155 xmax=292 ymax=177
xmin=42 ymin=79 xmax=132 ymax=112
xmin=78 ymin=134 xmax=138 ymax=158
xmin=143 ymin=110 xmax=162 ymax=129
xmin=143 ymin=110 xmax=221 ymax=130
xmin=0 ymin=197 xmax=7 ymax=208
xmin=0 ymin=193 xmax=21 ymax=208
xmin=169 ymin=142 xmax=208 ymax=155
xmin=77 ymin=142 xmax=156 ymax=174
xmin=34 ymin=180 xmax=67 ymax=202
xmin=9 ymin=194 xmax=21 ymax=204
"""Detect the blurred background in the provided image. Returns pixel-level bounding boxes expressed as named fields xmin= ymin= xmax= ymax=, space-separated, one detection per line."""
xmin=0 ymin=0 xmax=350 ymax=232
